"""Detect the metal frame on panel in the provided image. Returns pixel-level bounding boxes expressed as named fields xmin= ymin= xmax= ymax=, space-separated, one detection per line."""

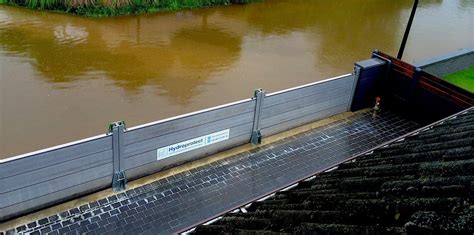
xmin=250 ymin=89 xmax=266 ymax=145
xmin=109 ymin=121 xmax=127 ymax=192
xmin=347 ymin=66 xmax=361 ymax=111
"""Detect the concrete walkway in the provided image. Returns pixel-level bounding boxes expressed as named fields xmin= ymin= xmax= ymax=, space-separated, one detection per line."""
xmin=2 ymin=110 xmax=419 ymax=235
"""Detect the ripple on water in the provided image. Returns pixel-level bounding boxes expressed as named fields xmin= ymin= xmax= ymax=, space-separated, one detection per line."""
xmin=0 ymin=8 xmax=43 ymax=29
xmin=54 ymin=25 xmax=89 ymax=45
xmin=0 ymin=10 xmax=11 ymax=27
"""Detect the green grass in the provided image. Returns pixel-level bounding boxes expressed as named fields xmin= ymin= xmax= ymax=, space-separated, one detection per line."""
xmin=444 ymin=67 xmax=474 ymax=93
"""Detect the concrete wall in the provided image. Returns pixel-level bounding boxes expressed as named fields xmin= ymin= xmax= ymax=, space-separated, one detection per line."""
xmin=417 ymin=48 xmax=474 ymax=77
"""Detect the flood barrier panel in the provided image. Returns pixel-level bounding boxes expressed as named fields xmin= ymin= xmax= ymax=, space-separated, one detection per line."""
xmin=122 ymin=99 xmax=256 ymax=180
xmin=261 ymin=75 xmax=355 ymax=136
xmin=0 ymin=135 xmax=113 ymax=222
xmin=0 ymin=73 xmax=356 ymax=221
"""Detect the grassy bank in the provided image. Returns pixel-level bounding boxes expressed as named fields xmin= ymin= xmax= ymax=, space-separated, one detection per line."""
xmin=1 ymin=0 xmax=257 ymax=16
xmin=444 ymin=67 xmax=474 ymax=93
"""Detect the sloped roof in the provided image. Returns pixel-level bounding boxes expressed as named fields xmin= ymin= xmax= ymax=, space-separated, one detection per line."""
xmin=193 ymin=109 xmax=474 ymax=234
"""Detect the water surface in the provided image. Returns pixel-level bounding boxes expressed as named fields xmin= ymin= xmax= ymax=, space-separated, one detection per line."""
xmin=1 ymin=0 xmax=473 ymax=158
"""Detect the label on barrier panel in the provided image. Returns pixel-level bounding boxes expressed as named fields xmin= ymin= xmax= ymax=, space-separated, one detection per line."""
xmin=157 ymin=129 xmax=230 ymax=160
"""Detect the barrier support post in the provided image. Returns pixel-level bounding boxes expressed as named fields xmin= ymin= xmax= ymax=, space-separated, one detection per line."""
xmin=109 ymin=121 xmax=127 ymax=192
xmin=250 ymin=89 xmax=265 ymax=145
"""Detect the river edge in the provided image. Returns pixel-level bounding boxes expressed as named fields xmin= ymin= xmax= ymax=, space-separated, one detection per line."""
xmin=0 ymin=0 xmax=259 ymax=17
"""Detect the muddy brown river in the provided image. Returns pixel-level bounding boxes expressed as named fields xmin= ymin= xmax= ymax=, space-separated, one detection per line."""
xmin=0 ymin=0 xmax=473 ymax=158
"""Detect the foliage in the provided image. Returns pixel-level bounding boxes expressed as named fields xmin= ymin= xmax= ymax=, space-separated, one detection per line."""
xmin=2 ymin=0 xmax=258 ymax=15
xmin=444 ymin=67 xmax=474 ymax=93
xmin=27 ymin=0 xmax=59 ymax=9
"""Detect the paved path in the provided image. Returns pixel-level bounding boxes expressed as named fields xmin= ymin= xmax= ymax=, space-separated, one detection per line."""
xmin=4 ymin=110 xmax=419 ymax=235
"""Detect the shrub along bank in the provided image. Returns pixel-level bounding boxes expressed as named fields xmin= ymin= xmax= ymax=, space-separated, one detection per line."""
xmin=1 ymin=0 xmax=257 ymax=17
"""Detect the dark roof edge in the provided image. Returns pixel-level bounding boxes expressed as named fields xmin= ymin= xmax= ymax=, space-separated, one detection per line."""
xmin=414 ymin=47 xmax=474 ymax=68
xmin=178 ymin=106 xmax=474 ymax=234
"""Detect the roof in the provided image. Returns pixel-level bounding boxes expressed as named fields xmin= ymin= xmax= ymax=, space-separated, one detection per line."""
xmin=193 ymin=108 xmax=474 ymax=234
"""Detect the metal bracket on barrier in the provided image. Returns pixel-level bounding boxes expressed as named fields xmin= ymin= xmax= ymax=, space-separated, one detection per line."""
xmin=250 ymin=89 xmax=265 ymax=145
xmin=112 ymin=171 xmax=127 ymax=192
xmin=251 ymin=130 xmax=262 ymax=145
xmin=109 ymin=121 xmax=127 ymax=192
xmin=348 ymin=66 xmax=361 ymax=111
xmin=372 ymin=50 xmax=393 ymax=89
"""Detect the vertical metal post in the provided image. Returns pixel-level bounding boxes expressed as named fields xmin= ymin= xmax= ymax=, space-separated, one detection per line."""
xmin=372 ymin=50 xmax=393 ymax=96
xmin=347 ymin=66 xmax=361 ymax=112
xmin=397 ymin=0 xmax=419 ymax=59
xmin=250 ymin=89 xmax=265 ymax=145
xmin=109 ymin=121 xmax=127 ymax=192
xmin=410 ymin=67 xmax=422 ymax=99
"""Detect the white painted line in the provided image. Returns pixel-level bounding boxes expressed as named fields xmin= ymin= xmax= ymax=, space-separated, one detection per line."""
xmin=304 ymin=176 xmax=317 ymax=181
xmin=280 ymin=183 xmax=299 ymax=191
xmin=325 ymin=166 xmax=339 ymax=172
xmin=203 ymin=216 xmax=223 ymax=226
xmin=257 ymin=193 xmax=275 ymax=202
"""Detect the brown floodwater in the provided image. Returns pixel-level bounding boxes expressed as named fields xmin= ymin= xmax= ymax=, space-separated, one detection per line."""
xmin=0 ymin=0 xmax=473 ymax=159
